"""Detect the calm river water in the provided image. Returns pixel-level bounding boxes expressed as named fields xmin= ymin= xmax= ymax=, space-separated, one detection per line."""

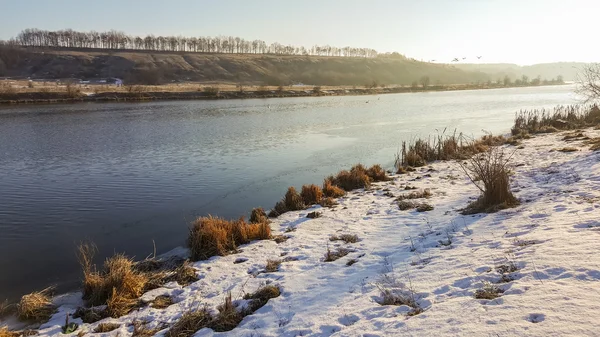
xmin=0 ymin=85 xmax=579 ymax=300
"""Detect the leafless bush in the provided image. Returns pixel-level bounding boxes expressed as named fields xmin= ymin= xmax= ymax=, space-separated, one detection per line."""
xmin=458 ymin=147 xmax=519 ymax=214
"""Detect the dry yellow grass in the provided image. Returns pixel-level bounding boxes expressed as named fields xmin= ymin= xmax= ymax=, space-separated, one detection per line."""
xmin=249 ymin=208 xmax=269 ymax=224
xmin=188 ymin=216 xmax=271 ymax=261
xmin=365 ymin=164 xmax=391 ymax=182
xmin=243 ymin=285 xmax=281 ymax=312
xmin=77 ymin=243 xmax=149 ymax=318
xmin=322 ymin=180 xmax=346 ymax=198
xmin=151 ymin=295 xmax=174 ymax=309
xmin=265 ymin=259 xmax=282 ymax=272
xmin=329 ymin=234 xmax=359 ymax=243
xmin=211 ymin=293 xmax=243 ymax=332
xmin=300 ymin=184 xmax=323 ymax=205
xmin=93 ymin=322 xmax=120 ymax=333
xmin=330 ymin=165 xmax=371 ymax=191
xmin=165 ymin=307 xmax=212 ymax=337
xmin=16 ymin=288 xmax=55 ymax=322
xmin=132 ymin=320 xmax=165 ymax=337
xmin=0 ymin=327 xmax=18 ymax=337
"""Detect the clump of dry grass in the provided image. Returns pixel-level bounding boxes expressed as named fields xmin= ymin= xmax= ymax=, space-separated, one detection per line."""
xmin=365 ymin=164 xmax=391 ymax=182
xmin=188 ymin=216 xmax=271 ymax=261
xmin=77 ymin=243 xmax=148 ymax=318
xmin=265 ymin=259 xmax=282 ymax=272
xmin=306 ymin=211 xmax=321 ymax=219
xmin=93 ymin=322 xmax=120 ymax=333
xmin=324 ymin=247 xmax=350 ymax=262
xmin=396 ymin=189 xmax=432 ymax=201
xmin=328 ymin=165 xmax=371 ymax=191
xmin=416 ymin=203 xmax=434 ymax=212
xmin=300 ymin=184 xmax=323 ymax=205
xmin=0 ymin=327 xmax=17 ymax=337
xmin=249 ymin=208 xmax=269 ymax=224
xmin=73 ymin=306 xmax=109 ymax=323
xmin=322 ymin=180 xmax=346 ymax=198
xmin=329 ymin=234 xmax=359 ymax=243
xmin=459 ymin=147 xmax=520 ymax=214
xmin=0 ymin=300 xmax=14 ymax=318
xmin=319 ymin=197 xmax=338 ymax=208
xmin=512 ymin=104 xmax=600 ymax=135
xmin=16 ymin=288 xmax=55 ymax=322
xmin=273 ymin=235 xmax=289 ymax=244
xmin=243 ymin=285 xmax=281 ymax=312
xmin=556 ymin=147 xmax=578 ymax=152
xmin=268 ymin=187 xmax=306 ymax=217
xmin=165 ymin=306 xmax=212 ymax=337
xmin=398 ymin=200 xmax=416 ymax=211
xmin=586 ymin=137 xmax=600 ymax=151
xmin=106 ymin=288 xmax=141 ymax=318
xmin=171 ymin=261 xmax=198 ymax=286
xmin=474 ymin=282 xmax=504 ymax=299
xmin=284 ymin=187 xmax=306 ymax=211
xmin=378 ymin=289 xmax=418 ymax=307
xmin=132 ymin=320 xmax=165 ymax=337
xmin=211 ymin=293 xmax=243 ymax=332
xmin=151 ymin=295 xmax=174 ymax=309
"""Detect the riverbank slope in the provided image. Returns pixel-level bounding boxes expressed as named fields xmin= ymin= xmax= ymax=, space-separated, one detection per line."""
xmin=7 ymin=127 xmax=600 ymax=336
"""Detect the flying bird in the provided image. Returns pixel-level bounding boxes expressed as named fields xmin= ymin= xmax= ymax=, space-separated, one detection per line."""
xmin=462 ymin=57 xmax=466 ymax=60
xmin=452 ymin=58 xmax=459 ymax=62
xmin=477 ymin=56 xmax=482 ymax=59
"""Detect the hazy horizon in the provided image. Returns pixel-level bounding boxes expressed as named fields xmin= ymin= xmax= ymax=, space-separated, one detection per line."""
xmin=1 ymin=0 xmax=598 ymax=65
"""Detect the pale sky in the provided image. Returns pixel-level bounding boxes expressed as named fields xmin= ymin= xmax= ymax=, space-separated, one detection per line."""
xmin=0 ymin=0 xmax=597 ymax=65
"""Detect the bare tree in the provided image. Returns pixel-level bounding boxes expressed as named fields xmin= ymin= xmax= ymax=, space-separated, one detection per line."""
xmin=576 ymin=63 xmax=600 ymax=103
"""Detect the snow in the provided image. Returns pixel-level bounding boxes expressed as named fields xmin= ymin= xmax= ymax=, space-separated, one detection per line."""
xmin=21 ymin=128 xmax=600 ymax=336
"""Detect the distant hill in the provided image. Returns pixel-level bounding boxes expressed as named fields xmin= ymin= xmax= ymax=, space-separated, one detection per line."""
xmin=0 ymin=47 xmax=493 ymax=86
xmin=454 ymin=62 xmax=586 ymax=82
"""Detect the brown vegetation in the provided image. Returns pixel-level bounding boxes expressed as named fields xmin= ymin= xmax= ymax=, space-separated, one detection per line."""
xmin=165 ymin=307 xmax=212 ymax=337
xmin=188 ymin=216 xmax=271 ymax=261
xmin=249 ymin=208 xmax=269 ymax=224
xmin=396 ymin=189 xmax=432 ymax=201
xmin=300 ymin=184 xmax=323 ymax=205
xmin=265 ymin=259 xmax=282 ymax=272
xmin=324 ymin=247 xmax=350 ymax=262
xmin=459 ymin=147 xmax=520 ymax=214
xmin=243 ymin=285 xmax=281 ymax=312
xmin=165 ymin=285 xmax=280 ymax=336
xmin=151 ymin=295 xmax=174 ymax=309
xmin=93 ymin=323 xmax=120 ymax=333
xmin=329 ymin=234 xmax=359 ymax=243
xmin=322 ymin=180 xmax=346 ymax=198
xmin=512 ymin=105 xmax=600 ymax=135
xmin=211 ymin=293 xmax=243 ymax=332
xmin=16 ymin=288 xmax=55 ymax=322
xmin=319 ymin=197 xmax=338 ymax=208
xmin=474 ymin=283 xmax=504 ymax=300
xmin=132 ymin=320 xmax=165 ymax=337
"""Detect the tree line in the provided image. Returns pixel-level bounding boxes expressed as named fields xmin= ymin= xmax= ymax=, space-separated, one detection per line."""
xmin=1 ymin=28 xmax=385 ymax=58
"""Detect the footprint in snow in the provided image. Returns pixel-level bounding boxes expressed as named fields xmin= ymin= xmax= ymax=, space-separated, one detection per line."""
xmin=527 ymin=313 xmax=545 ymax=323
xmin=338 ymin=314 xmax=360 ymax=326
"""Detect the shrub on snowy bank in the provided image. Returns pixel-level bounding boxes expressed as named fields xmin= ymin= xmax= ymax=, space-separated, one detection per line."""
xmin=269 ymin=164 xmax=391 ymax=218
xmin=395 ymin=132 xmax=507 ymax=172
xmin=188 ymin=216 xmax=271 ymax=261
xmin=165 ymin=285 xmax=281 ymax=336
xmin=459 ymin=147 xmax=520 ymax=214
xmin=512 ymin=104 xmax=600 ymax=135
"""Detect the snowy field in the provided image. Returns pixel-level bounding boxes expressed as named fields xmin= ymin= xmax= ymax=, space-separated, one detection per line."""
xmin=23 ymin=128 xmax=600 ymax=336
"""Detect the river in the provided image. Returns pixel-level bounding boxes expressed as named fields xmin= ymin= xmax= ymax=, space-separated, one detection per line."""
xmin=0 ymin=84 xmax=580 ymax=301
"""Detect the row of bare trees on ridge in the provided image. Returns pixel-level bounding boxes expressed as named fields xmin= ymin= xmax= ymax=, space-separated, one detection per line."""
xmin=1 ymin=28 xmax=385 ymax=58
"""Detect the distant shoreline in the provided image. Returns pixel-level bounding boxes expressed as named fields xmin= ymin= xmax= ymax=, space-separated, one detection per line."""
xmin=0 ymin=82 xmax=568 ymax=105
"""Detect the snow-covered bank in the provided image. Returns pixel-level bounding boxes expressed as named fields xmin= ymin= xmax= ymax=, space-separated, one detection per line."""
xmin=27 ymin=129 xmax=600 ymax=336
